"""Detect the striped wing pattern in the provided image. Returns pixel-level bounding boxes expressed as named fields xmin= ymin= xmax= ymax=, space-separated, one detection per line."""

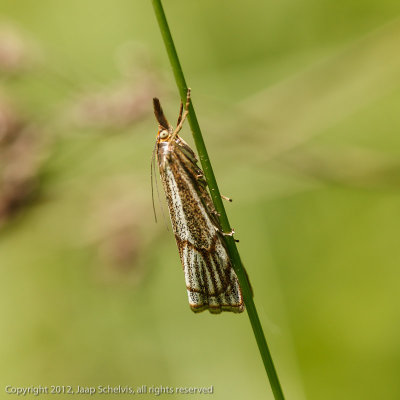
xmin=158 ymin=138 xmax=244 ymax=314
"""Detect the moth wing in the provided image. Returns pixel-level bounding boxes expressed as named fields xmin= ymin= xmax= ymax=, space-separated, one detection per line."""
xmin=180 ymin=235 xmax=244 ymax=314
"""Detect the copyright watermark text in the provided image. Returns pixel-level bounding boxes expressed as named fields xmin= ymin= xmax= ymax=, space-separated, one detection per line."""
xmin=4 ymin=385 xmax=214 ymax=396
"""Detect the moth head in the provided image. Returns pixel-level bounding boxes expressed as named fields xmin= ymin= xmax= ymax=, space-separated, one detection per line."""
xmin=159 ymin=129 xmax=169 ymax=139
xmin=153 ymin=97 xmax=173 ymax=141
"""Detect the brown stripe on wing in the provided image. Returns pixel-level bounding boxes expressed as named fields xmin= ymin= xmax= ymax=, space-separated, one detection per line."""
xmin=176 ymin=237 xmax=232 ymax=295
xmin=170 ymin=147 xmax=223 ymax=233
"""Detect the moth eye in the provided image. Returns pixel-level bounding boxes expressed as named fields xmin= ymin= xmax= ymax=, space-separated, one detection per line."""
xmin=159 ymin=130 xmax=169 ymax=139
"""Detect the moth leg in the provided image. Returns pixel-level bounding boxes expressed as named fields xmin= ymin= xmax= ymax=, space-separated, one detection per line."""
xmin=183 ymin=88 xmax=191 ymax=111
xmin=176 ymin=101 xmax=184 ymax=126
xmin=221 ymin=194 xmax=232 ymax=202
xmin=223 ymin=228 xmax=239 ymax=243
xmin=171 ymin=88 xmax=191 ymax=140
xmin=218 ymin=227 xmax=240 ymax=242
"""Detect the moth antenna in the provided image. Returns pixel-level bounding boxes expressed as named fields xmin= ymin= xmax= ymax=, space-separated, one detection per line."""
xmin=150 ymin=142 xmax=158 ymax=223
xmin=151 ymin=140 xmax=170 ymax=231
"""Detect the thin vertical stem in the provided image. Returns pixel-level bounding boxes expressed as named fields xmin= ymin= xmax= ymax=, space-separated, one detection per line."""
xmin=151 ymin=1 xmax=285 ymax=399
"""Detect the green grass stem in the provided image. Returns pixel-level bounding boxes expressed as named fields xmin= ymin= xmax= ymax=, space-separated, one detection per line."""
xmin=151 ymin=1 xmax=285 ymax=399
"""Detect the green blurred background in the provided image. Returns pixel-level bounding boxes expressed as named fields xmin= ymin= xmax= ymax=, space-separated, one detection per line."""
xmin=1 ymin=1 xmax=400 ymax=399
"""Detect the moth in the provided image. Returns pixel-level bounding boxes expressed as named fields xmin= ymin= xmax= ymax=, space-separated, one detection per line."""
xmin=152 ymin=89 xmax=244 ymax=313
